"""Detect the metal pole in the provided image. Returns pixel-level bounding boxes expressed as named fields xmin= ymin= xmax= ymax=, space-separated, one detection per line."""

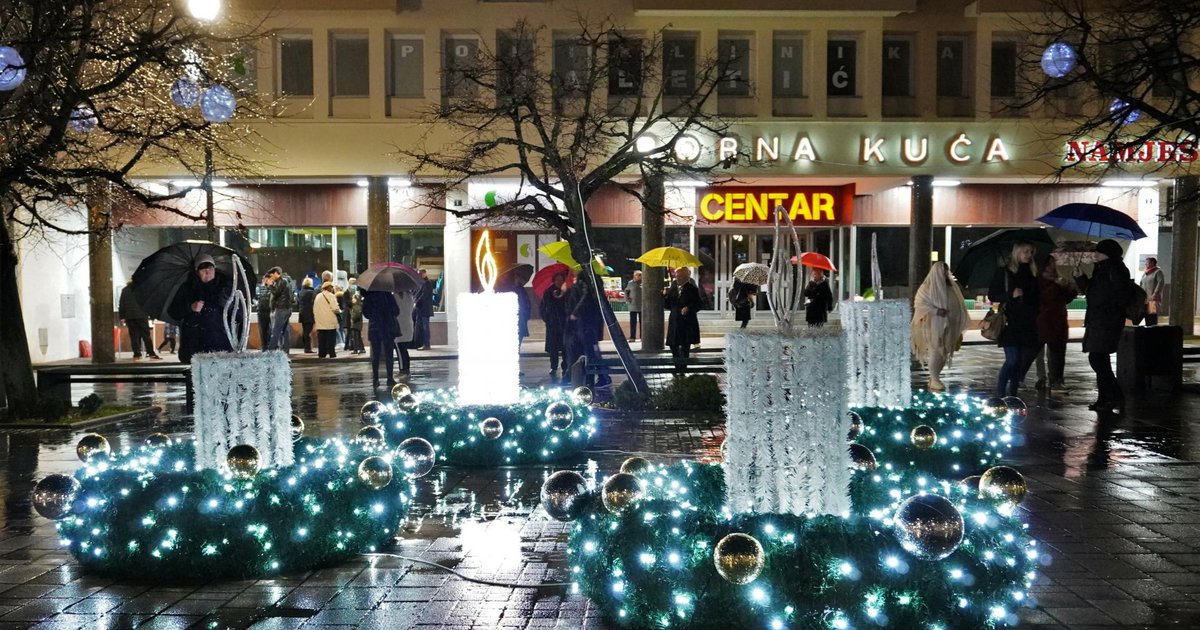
xmin=204 ymin=145 xmax=216 ymax=242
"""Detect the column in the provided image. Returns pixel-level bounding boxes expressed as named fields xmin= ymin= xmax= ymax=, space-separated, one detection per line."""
xmin=641 ymin=175 xmax=666 ymax=352
xmin=908 ymin=174 xmax=934 ymax=303
xmin=88 ymin=180 xmax=115 ymax=364
xmin=442 ymin=188 xmax=472 ymax=347
xmin=1169 ymin=176 xmax=1198 ymax=331
xmin=366 ymin=176 xmax=389 ymax=265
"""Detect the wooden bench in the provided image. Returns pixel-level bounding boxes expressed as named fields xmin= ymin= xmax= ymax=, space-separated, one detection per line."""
xmin=37 ymin=364 xmax=193 ymax=412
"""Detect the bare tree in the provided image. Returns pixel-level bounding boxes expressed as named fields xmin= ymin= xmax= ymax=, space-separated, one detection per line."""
xmin=1016 ymin=0 xmax=1200 ymax=328
xmin=403 ymin=17 xmax=743 ymax=392
xmin=1 ymin=0 xmax=271 ymax=416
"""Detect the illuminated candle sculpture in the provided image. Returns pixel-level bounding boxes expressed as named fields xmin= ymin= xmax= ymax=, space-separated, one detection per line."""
xmin=458 ymin=231 xmax=520 ymax=405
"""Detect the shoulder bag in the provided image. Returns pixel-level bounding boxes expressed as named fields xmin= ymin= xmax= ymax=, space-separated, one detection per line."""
xmin=979 ymin=271 xmax=1008 ymax=341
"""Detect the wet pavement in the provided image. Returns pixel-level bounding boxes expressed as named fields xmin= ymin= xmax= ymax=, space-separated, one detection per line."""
xmin=2 ymin=344 xmax=1200 ymax=629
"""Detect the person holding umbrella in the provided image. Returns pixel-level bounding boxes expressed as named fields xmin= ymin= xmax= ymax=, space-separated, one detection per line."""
xmin=912 ymin=262 xmax=970 ymax=391
xmin=1075 ymin=239 xmax=1132 ymax=414
xmin=665 ymin=267 xmax=702 ymax=374
xmin=168 ymin=255 xmax=236 ymax=364
xmin=541 ymin=270 xmax=570 ymax=382
xmin=989 ymin=242 xmax=1041 ymax=398
xmin=362 ymin=289 xmax=400 ymax=390
xmin=729 ymin=278 xmax=756 ymax=328
xmin=803 ymin=268 xmax=834 ymax=327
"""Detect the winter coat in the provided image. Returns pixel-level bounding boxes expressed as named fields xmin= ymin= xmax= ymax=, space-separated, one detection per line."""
xmin=394 ymin=292 xmax=416 ymax=344
xmin=514 ymin=287 xmax=531 ymax=339
xmin=624 ymin=279 xmax=643 ymax=312
xmin=1079 ymin=258 xmax=1131 ymax=354
xmin=270 ymin=274 xmax=296 ymax=311
xmin=349 ymin=295 xmax=364 ymax=330
xmin=665 ymin=280 xmax=702 ymax=346
xmin=730 ymin=279 xmax=755 ymax=323
xmin=804 ymin=278 xmax=834 ymax=326
xmin=568 ymin=282 xmax=604 ymax=345
xmin=415 ymin=279 xmax=436 ymax=317
xmin=541 ymin=286 xmax=568 ymax=354
xmin=313 ymin=289 xmax=342 ymax=330
xmin=1140 ymin=267 xmax=1165 ymax=301
xmin=297 ymin=288 xmax=316 ymax=324
xmin=362 ymin=290 xmax=400 ymax=340
xmin=168 ymin=272 xmax=236 ymax=364
xmin=118 ymin=285 xmax=149 ymax=321
xmin=988 ymin=264 xmax=1040 ymax=348
xmin=1036 ymin=278 xmax=1076 ymax=345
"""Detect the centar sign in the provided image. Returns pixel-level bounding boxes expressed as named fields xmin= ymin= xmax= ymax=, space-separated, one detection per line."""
xmin=698 ymin=185 xmax=854 ymax=225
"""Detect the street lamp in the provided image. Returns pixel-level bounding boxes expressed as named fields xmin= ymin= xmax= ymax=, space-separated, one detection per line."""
xmin=186 ymin=0 xmax=220 ymax=21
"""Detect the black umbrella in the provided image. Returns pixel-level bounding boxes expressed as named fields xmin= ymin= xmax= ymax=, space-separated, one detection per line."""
xmin=952 ymin=228 xmax=1056 ymax=291
xmin=498 ymin=263 xmax=534 ymax=288
xmin=131 ymin=240 xmax=255 ymax=325
xmin=357 ymin=262 xmax=421 ymax=293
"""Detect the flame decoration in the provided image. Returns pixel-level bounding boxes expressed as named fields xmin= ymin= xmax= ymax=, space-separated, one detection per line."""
xmin=476 ymin=230 xmax=499 ymax=292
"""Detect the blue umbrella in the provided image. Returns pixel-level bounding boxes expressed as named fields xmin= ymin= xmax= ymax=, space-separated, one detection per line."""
xmin=1036 ymin=203 xmax=1147 ymax=240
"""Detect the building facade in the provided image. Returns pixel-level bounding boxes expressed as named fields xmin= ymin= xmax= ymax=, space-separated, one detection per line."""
xmin=16 ymin=0 xmax=1193 ymax=361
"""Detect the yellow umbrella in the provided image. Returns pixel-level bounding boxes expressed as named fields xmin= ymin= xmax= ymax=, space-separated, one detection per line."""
xmin=636 ymin=246 xmax=702 ymax=268
xmin=538 ymin=241 xmax=610 ymax=275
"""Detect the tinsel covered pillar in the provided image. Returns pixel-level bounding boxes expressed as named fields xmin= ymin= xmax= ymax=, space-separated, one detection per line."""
xmin=723 ymin=327 xmax=851 ymax=516
xmin=841 ymin=299 xmax=912 ymax=408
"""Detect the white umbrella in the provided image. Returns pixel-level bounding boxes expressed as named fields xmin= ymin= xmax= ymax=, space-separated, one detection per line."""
xmin=733 ymin=262 xmax=770 ymax=285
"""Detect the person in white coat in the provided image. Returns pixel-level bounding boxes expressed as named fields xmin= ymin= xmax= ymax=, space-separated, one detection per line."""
xmin=393 ymin=291 xmax=416 ymax=375
xmin=911 ymin=262 xmax=970 ymax=391
xmin=314 ymin=281 xmax=343 ymax=358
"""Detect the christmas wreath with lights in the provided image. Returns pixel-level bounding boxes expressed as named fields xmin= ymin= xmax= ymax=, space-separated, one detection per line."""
xmin=375 ymin=385 xmax=597 ymax=466
xmin=554 ymin=393 xmax=1041 ymax=629
xmin=35 ymin=434 xmax=420 ymax=581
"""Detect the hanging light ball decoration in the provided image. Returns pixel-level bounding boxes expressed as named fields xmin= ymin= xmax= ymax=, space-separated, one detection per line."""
xmin=619 ymin=456 xmax=653 ymax=477
xmin=848 ymin=443 xmax=878 ymax=471
xmin=713 ymin=533 xmax=766 ymax=585
xmin=76 ymin=434 xmax=111 ymax=462
xmin=0 ymin=46 xmax=27 ymax=91
xmin=479 ymin=417 xmax=504 ymax=440
xmin=601 ymin=472 xmax=643 ymax=514
xmin=31 ymin=474 xmax=81 ymax=520
xmin=396 ymin=393 xmax=418 ymax=412
xmin=290 ymin=415 xmax=305 ymax=442
xmin=391 ymin=382 xmax=412 ymax=400
xmin=847 ymin=410 xmax=864 ymax=440
xmin=170 ymin=77 xmax=201 ymax=108
xmin=1001 ymin=396 xmax=1027 ymax=418
xmin=226 ymin=444 xmax=261 ymax=480
xmin=545 ymin=402 xmax=574 ymax=431
xmin=540 ymin=470 xmax=590 ymax=522
xmin=1109 ymin=99 xmax=1142 ymax=126
xmin=910 ymin=425 xmax=937 ymax=450
xmin=356 ymin=425 xmax=386 ymax=446
xmin=980 ymin=465 xmax=1027 ymax=507
xmin=1041 ymin=42 xmax=1078 ymax=78
xmin=69 ymin=105 xmax=98 ymax=133
xmin=360 ymin=401 xmax=386 ymax=425
xmin=200 ymin=85 xmax=237 ymax=123
xmin=984 ymin=397 xmax=1008 ymax=416
xmin=893 ymin=493 xmax=965 ymax=561
xmin=144 ymin=433 xmax=172 ymax=448
xmin=356 ymin=456 xmax=393 ymax=489
xmin=395 ymin=437 xmax=436 ymax=479
xmin=572 ymin=386 xmax=594 ymax=405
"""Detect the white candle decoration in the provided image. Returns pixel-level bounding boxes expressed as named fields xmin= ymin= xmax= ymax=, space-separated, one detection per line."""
xmin=457 ymin=231 xmax=521 ymax=405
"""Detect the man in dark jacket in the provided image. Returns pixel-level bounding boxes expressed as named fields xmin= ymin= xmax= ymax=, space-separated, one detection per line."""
xmin=256 ymin=274 xmax=272 ymax=350
xmin=665 ymin=267 xmax=702 ymax=374
xmin=168 ymin=255 xmax=236 ymax=364
xmin=362 ymin=290 xmax=400 ymax=390
xmin=297 ymin=278 xmax=317 ymax=353
xmin=266 ymin=267 xmax=296 ymax=354
xmin=541 ymin=272 xmax=569 ymax=381
xmin=1076 ymin=239 xmax=1131 ymax=413
xmin=118 ymin=280 xmax=161 ymax=360
xmin=566 ymin=277 xmax=609 ymax=387
xmin=414 ymin=270 xmax=436 ymax=350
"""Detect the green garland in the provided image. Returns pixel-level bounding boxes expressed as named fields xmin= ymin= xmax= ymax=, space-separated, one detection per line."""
xmin=568 ymin=393 xmax=1038 ymax=629
xmin=382 ymin=387 xmax=596 ymax=466
xmin=56 ymin=438 xmax=410 ymax=580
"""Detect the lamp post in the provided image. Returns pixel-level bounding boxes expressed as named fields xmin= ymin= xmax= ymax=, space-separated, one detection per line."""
xmin=187 ymin=0 xmax=220 ymax=242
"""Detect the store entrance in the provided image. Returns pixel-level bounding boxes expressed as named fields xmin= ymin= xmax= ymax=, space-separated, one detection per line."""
xmin=697 ymin=229 xmax=846 ymax=313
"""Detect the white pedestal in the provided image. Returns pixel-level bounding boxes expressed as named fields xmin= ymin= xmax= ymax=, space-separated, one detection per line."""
xmin=457 ymin=291 xmax=520 ymax=405
xmin=723 ymin=328 xmax=851 ymax=516
xmin=840 ymin=299 xmax=912 ymax=408
xmin=192 ymin=351 xmax=294 ymax=471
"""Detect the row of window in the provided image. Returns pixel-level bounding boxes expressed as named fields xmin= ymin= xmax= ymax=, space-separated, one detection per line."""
xmin=272 ymin=31 xmax=1032 ymax=113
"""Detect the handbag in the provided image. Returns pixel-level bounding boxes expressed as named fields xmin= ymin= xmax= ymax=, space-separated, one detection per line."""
xmin=979 ymin=272 xmax=1008 ymax=341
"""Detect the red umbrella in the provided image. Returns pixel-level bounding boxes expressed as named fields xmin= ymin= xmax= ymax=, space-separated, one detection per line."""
xmin=798 ymin=252 xmax=837 ymax=272
xmin=532 ymin=263 xmax=575 ymax=298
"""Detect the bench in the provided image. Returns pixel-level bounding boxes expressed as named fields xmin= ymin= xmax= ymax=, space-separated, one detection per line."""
xmin=37 ymin=364 xmax=193 ymax=412
xmin=579 ymin=355 xmax=725 ymax=387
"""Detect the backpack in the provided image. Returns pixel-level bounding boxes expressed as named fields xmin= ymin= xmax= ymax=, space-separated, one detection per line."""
xmin=1125 ymin=279 xmax=1147 ymax=325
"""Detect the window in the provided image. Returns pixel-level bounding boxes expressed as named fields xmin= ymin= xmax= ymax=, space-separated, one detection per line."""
xmin=717 ymin=34 xmax=752 ymax=96
xmin=990 ymin=40 xmax=1017 ymax=98
xmin=882 ymin=36 xmax=914 ymax=97
xmin=331 ymin=33 xmax=369 ymax=97
xmin=663 ymin=33 xmax=697 ymax=97
xmin=827 ymin=39 xmax=858 ymax=96
xmin=388 ymin=35 xmax=424 ymax=98
xmin=497 ymin=31 xmax=535 ymax=104
xmin=608 ymin=34 xmax=642 ymax=97
xmin=443 ymin=36 xmax=479 ymax=98
xmin=552 ymin=36 xmax=590 ymax=102
xmin=278 ymin=35 xmax=314 ymax=96
xmin=937 ymin=36 xmax=968 ymax=98
xmin=227 ymin=41 xmax=257 ymax=95
xmin=772 ymin=34 xmax=804 ymax=98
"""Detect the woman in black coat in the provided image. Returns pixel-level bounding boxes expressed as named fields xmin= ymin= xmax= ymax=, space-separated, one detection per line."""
xmin=297 ymin=279 xmax=316 ymax=353
xmin=1076 ymin=239 xmax=1131 ymax=413
xmin=665 ymin=267 xmax=702 ymax=373
xmin=988 ymin=242 xmax=1041 ymax=397
xmin=541 ymin=273 xmax=569 ymax=380
xmin=803 ymin=268 xmax=834 ymax=327
xmin=362 ymin=290 xmax=400 ymax=391
xmin=729 ymin=279 xmax=755 ymax=328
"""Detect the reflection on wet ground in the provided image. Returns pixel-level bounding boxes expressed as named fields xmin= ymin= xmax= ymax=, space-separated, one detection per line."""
xmin=0 ymin=346 xmax=1199 ymax=628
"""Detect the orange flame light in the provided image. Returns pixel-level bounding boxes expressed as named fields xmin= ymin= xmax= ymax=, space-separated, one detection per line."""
xmin=476 ymin=230 xmax=498 ymax=292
